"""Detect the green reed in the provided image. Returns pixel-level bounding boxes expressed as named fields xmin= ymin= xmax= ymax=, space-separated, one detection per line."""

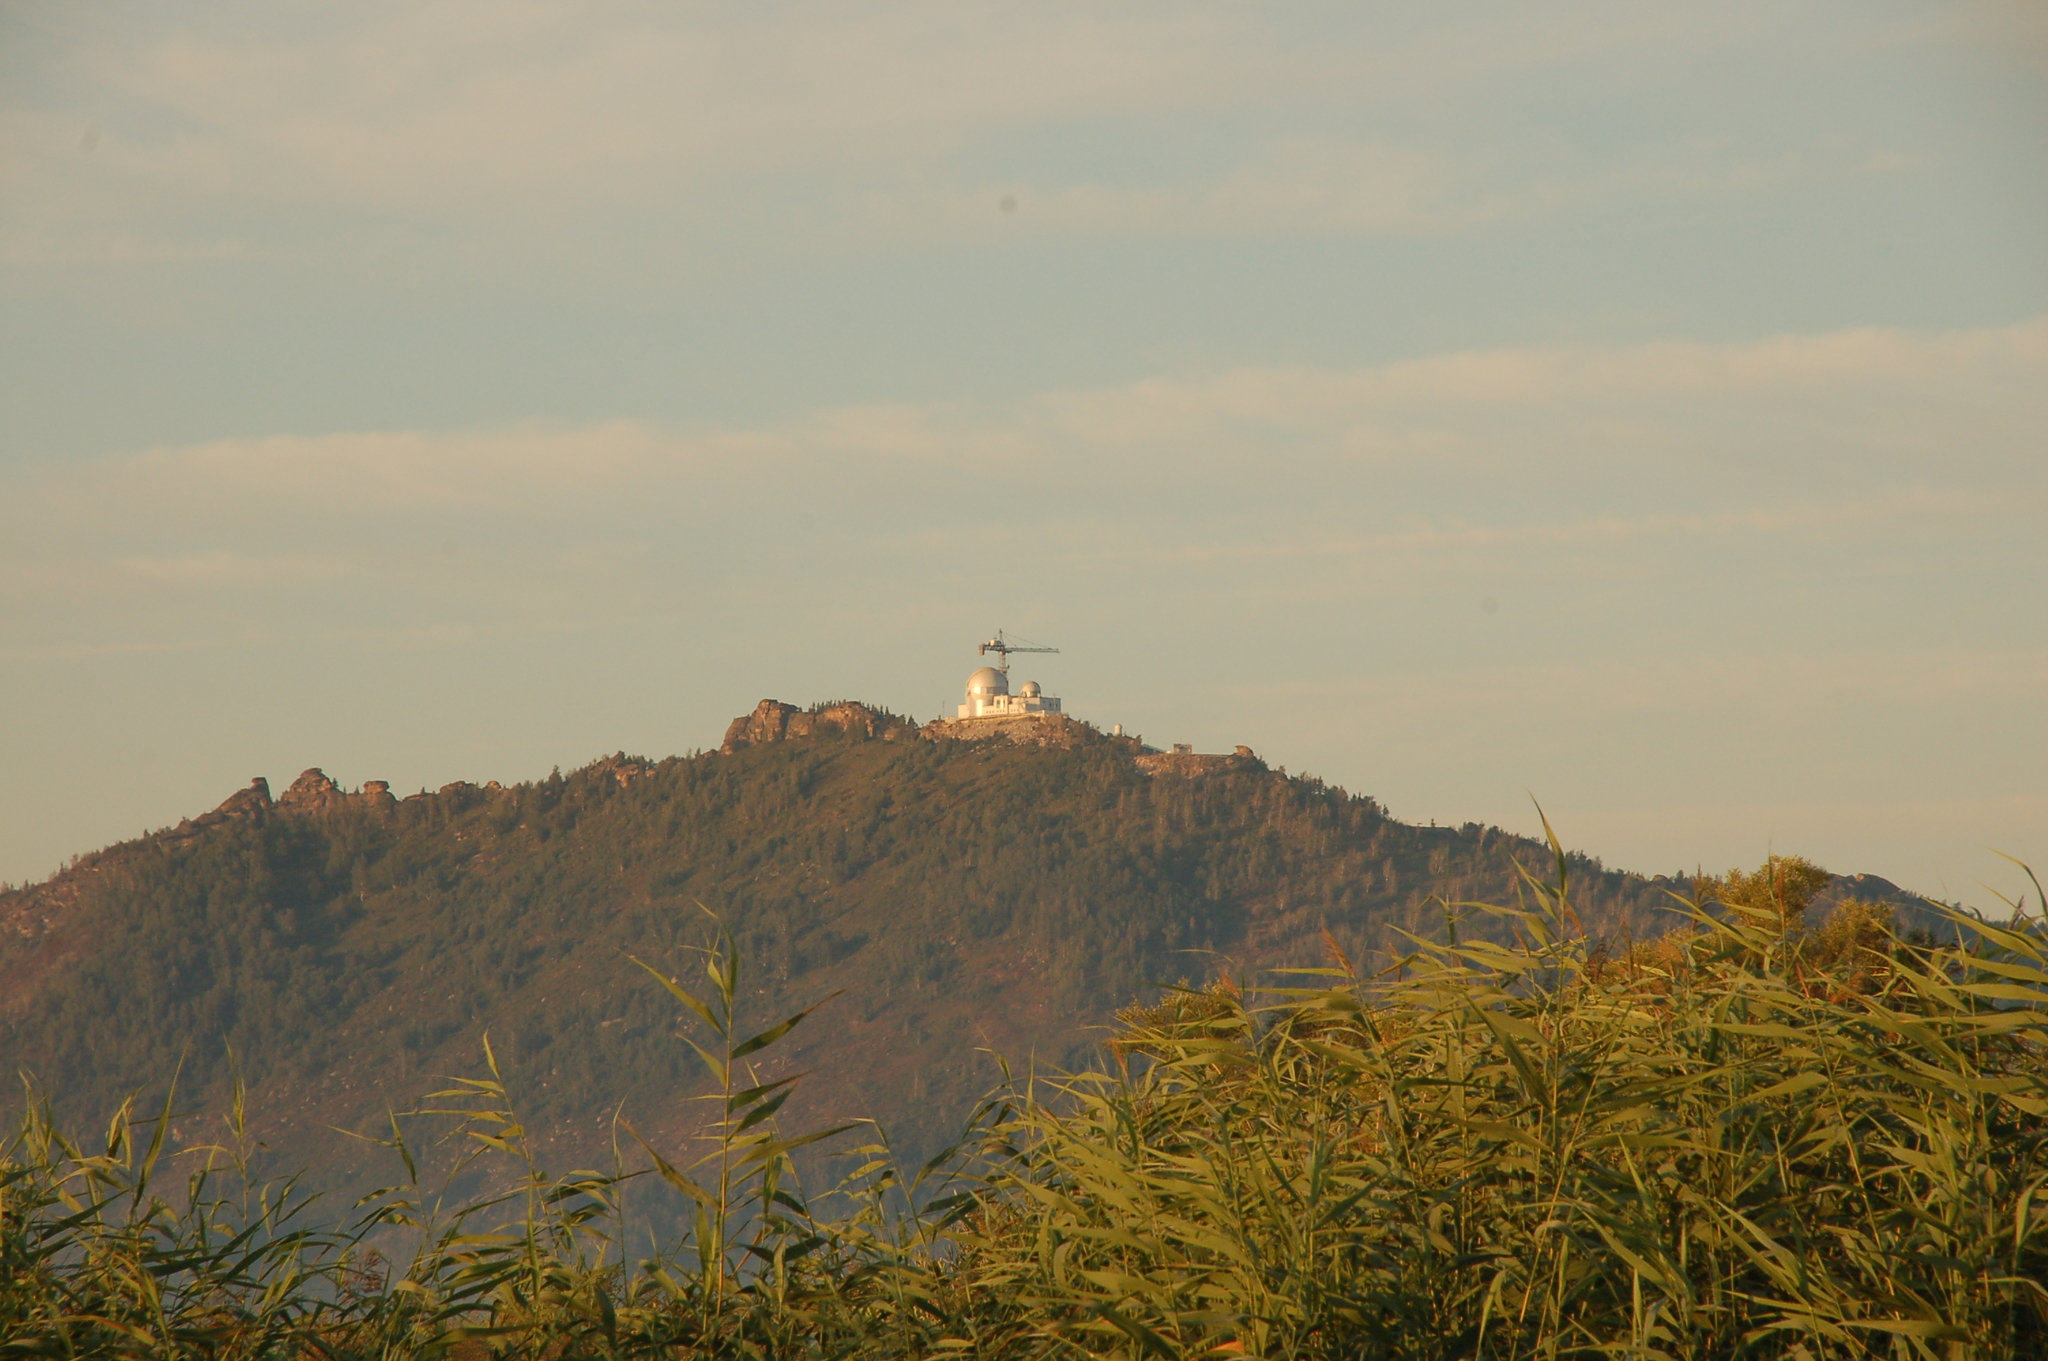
xmin=5 ymin=857 xmax=2044 ymax=1359
xmin=940 ymin=843 xmax=2048 ymax=1360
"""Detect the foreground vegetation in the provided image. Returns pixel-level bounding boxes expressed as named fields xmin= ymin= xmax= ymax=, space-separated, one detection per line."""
xmin=6 ymin=849 xmax=2045 ymax=1359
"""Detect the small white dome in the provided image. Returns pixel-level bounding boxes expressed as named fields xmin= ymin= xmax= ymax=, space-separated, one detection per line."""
xmin=966 ymin=666 xmax=1009 ymax=696
xmin=1018 ymin=680 xmax=1041 ymax=697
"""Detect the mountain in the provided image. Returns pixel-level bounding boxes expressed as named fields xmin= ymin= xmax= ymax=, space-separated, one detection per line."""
xmin=0 ymin=699 xmax=1913 ymax=1209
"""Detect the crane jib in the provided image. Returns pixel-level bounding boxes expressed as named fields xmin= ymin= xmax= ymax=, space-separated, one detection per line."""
xmin=978 ymin=629 xmax=1060 ymax=673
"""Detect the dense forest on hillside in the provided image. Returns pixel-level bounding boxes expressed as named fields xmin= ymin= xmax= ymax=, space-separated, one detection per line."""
xmin=2 ymin=709 xmax=1741 ymax=1204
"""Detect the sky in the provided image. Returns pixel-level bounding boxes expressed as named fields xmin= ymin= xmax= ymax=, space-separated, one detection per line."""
xmin=3 ymin=1 xmax=2045 ymax=911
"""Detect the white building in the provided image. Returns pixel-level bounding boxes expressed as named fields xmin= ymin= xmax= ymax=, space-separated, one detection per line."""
xmin=957 ymin=666 xmax=1062 ymax=719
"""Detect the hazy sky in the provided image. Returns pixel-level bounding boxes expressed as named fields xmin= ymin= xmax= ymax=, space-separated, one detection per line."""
xmin=4 ymin=1 xmax=2045 ymax=910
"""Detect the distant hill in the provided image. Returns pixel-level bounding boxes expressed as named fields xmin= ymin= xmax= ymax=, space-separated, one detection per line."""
xmin=0 ymin=700 xmax=1924 ymax=1211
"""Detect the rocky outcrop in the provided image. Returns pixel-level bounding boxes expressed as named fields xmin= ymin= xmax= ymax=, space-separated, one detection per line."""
xmin=587 ymin=753 xmax=654 ymax=787
xmin=153 ymin=777 xmax=275 ymax=844
xmin=924 ymin=712 xmax=1108 ymax=750
xmin=722 ymin=701 xmax=799 ymax=751
xmin=1 ymin=873 xmax=86 ymax=942
xmin=721 ymin=699 xmax=1217 ymax=760
xmin=193 ymin=777 xmax=272 ymax=826
xmin=721 ymin=700 xmax=917 ymax=754
xmin=274 ymin=768 xmax=394 ymax=816
xmin=1134 ymin=747 xmax=1265 ymax=778
xmin=278 ymin=768 xmax=348 ymax=814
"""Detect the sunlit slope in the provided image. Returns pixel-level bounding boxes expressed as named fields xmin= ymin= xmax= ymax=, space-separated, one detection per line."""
xmin=1 ymin=711 xmax=1680 ymax=1191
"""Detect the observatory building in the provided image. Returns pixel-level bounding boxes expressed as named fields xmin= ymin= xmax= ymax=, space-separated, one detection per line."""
xmin=956 ymin=630 xmax=1063 ymax=719
xmin=957 ymin=666 xmax=1062 ymax=719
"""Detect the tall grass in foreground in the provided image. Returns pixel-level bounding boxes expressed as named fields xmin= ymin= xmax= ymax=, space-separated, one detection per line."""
xmin=5 ymin=854 xmax=2046 ymax=1359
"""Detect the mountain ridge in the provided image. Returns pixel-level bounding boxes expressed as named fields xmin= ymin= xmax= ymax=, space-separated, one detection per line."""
xmin=0 ymin=699 xmax=1937 ymax=1209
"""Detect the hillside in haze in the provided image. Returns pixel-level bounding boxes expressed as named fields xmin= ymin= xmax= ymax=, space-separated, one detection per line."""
xmin=0 ymin=700 xmax=1921 ymax=1209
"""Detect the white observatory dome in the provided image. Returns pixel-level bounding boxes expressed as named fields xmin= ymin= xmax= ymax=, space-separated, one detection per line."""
xmin=1018 ymin=680 xmax=1041 ymax=698
xmin=965 ymin=666 xmax=1009 ymax=696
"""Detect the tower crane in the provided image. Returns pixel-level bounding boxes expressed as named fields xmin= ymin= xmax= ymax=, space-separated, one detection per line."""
xmin=979 ymin=629 xmax=1059 ymax=675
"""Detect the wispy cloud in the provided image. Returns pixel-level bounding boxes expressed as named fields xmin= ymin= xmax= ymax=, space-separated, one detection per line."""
xmin=3 ymin=638 xmax=213 ymax=662
xmin=1031 ymin=485 xmax=1999 ymax=573
xmin=0 ymin=230 xmax=253 ymax=266
xmin=1030 ymin=318 xmax=2048 ymax=434
xmin=1222 ymin=646 xmax=2048 ymax=711
xmin=109 ymin=550 xmax=351 ymax=588
xmin=851 ymin=137 xmax=1516 ymax=242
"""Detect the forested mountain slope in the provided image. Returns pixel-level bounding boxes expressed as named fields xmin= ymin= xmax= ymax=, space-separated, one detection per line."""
xmin=0 ymin=702 xmax=1789 ymax=1200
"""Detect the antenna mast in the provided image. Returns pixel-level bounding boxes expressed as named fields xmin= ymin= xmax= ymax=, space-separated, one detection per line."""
xmin=978 ymin=629 xmax=1059 ymax=675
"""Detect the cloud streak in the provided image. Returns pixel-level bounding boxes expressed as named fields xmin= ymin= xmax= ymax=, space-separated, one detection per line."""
xmin=3 ymin=318 xmax=2039 ymax=631
xmin=2 ymin=0 xmax=1961 ymax=263
xmin=15 ymin=316 xmax=2034 ymax=506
